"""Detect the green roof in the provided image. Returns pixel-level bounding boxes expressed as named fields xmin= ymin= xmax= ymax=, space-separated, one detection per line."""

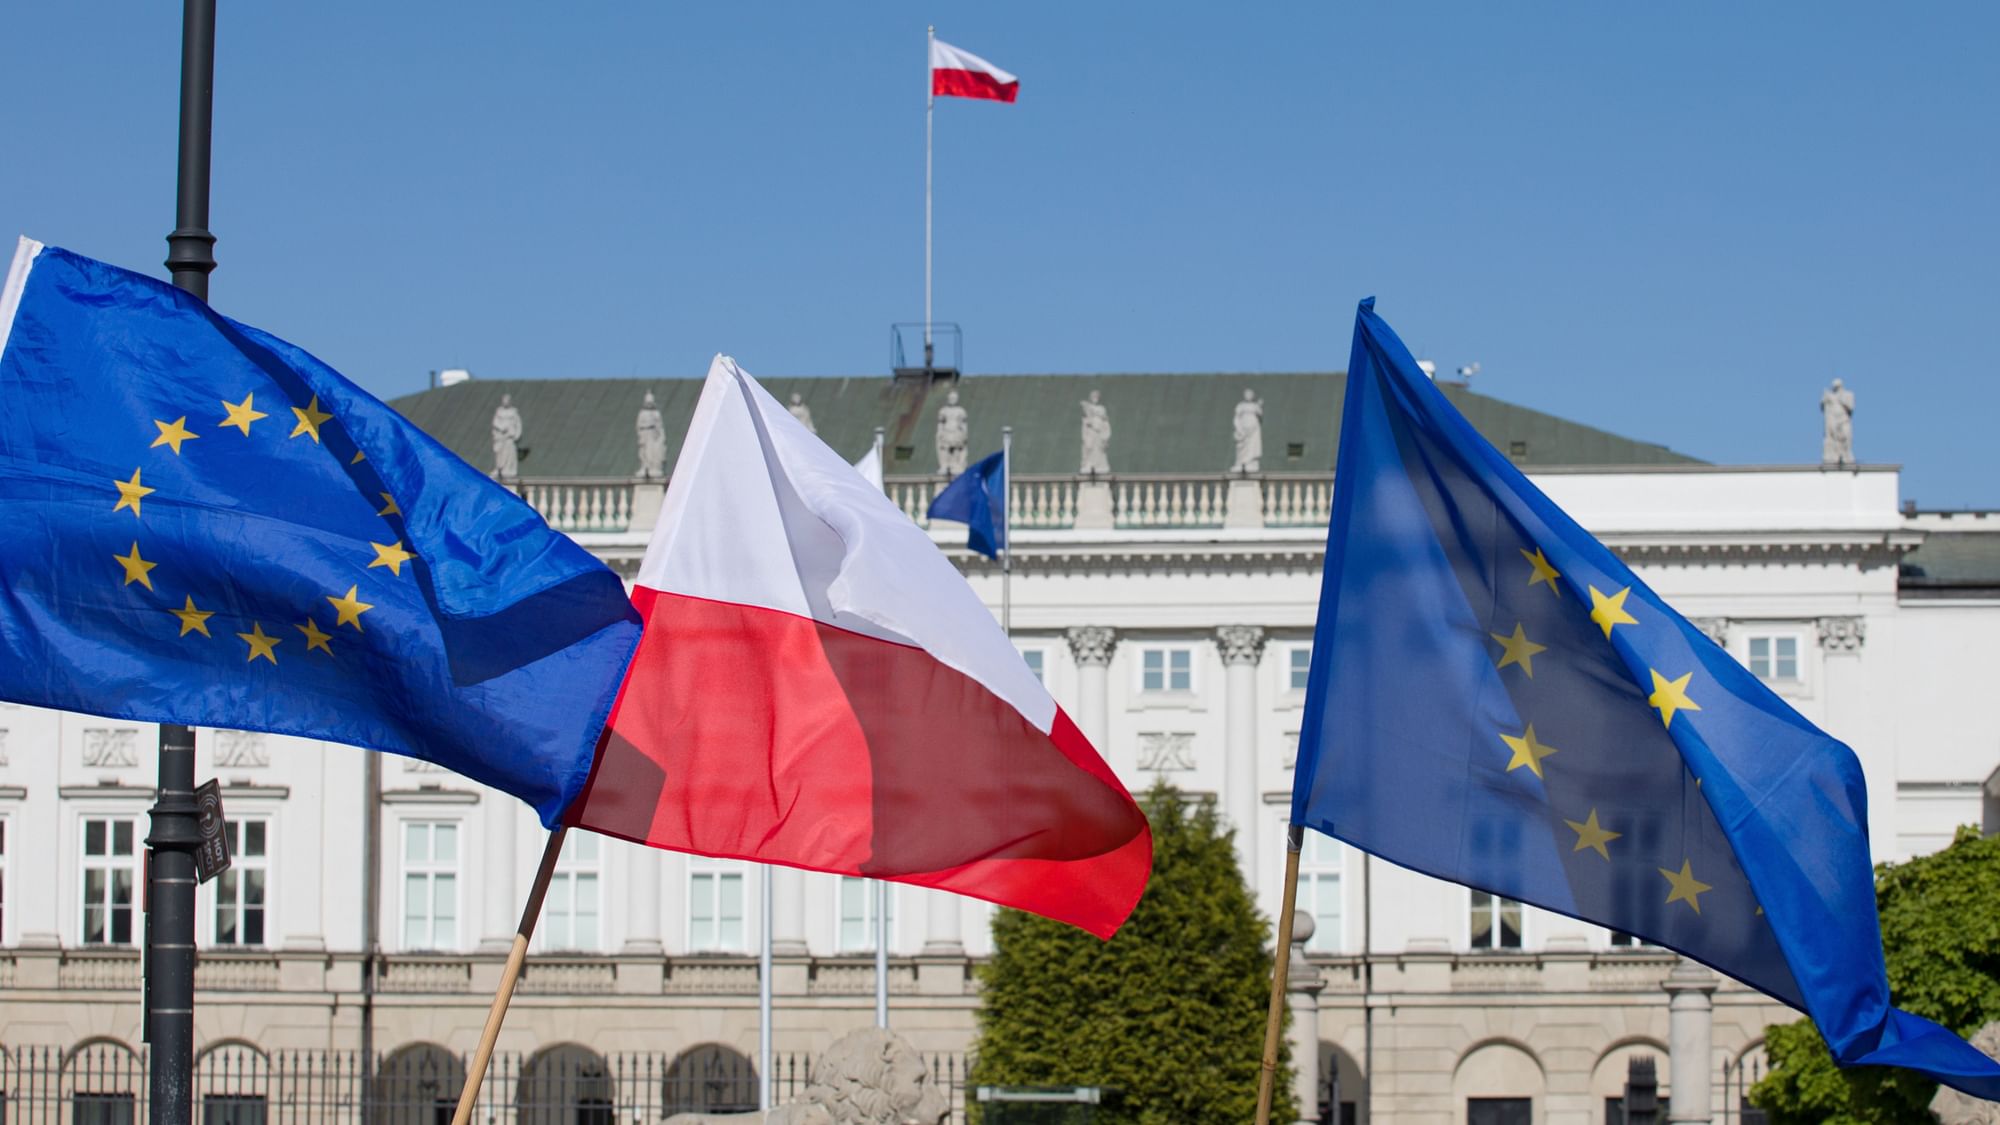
xmin=1901 ymin=531 xmax=2000 ymax=593
xmin=389 ymin=371 xmax=1698 ymax=479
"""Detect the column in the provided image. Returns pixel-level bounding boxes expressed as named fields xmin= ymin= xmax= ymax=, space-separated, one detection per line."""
xmin=1065 ymin=626 xmax=1118 ymax=749
xmin=924 ymin=888 xmax=963 ymax=955
xmin=1817 ymin=616 xmax=1888 ymax=858
xmin=1286 ymin=911 xmax=1325 ymax=1125
xmin=622 ymin=847 xmax=663 ymax=954
xmin=1217 ymin=625 xmax=1267 ymax=861
xmin=771 ymin=867 xmax=807 ymax=957
xmin=1664 ymin=957 xmax=1718 ymax=1124
xmin=478 ymin=791 xmax=518 ymax=952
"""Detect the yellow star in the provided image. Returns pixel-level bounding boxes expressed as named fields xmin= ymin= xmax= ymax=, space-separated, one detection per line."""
xmin=1648 ymin=669 xmax=1702 ymax=728
xmin=236 ymin=622 xmax=281 ymax=665
xmin=1499 ymin=724 xmax=1560 ymax=778
xmin=114 ymin=542 xmax=157 ymax=589
xmin=351 ymin=450 xmax=366 ymax=464
xmin=377 ymin=492 xmax=400 ymax=517
xmin=327 ymin=585 xmax=374 ymax=631
xmin=219 ymin=393 xmax=268 ymax=435
xmin=1588 ymin=585 xmax=1639 ymax=639
xmin=1490 ymin=623 xmax=1548 ymax=677
xmin=290 ymin=395 xmax=334 ymax=443
xmin=1660 ymin=859 xmax=1713 ymax=914
xmin=368 ymin=540 xmax=414 ymax=576
xmin=112 ymin=468 xmax=155 ymax=518
xmin=151 ymin=417 xmax=200 ymax=455
xmin=1565 ymin=809 xmax=1622 ymax=861
xmin=1521 ymin=547 xmax=1561 ymax=597
xmin=297 ymin=617 xmax=334 ymax=656
xmin=171 ymin=595 xmax=214 ymax=638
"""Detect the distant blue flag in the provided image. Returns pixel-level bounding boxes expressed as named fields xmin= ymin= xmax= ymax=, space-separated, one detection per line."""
xmin=926 ymin=449 xmax=1007 ymax=558
xmin=1294 ymin=298 xmax=2000 ymax=1098
xmin=0 ymin=239 xmax=641 ymax=825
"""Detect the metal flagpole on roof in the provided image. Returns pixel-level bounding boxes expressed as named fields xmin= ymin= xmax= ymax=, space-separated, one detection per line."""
xmin=1001 ymin=426 xmax=1012 ymax=635
xmin=870 ymin=424 xmax=892 ymax=1028
xmin=924 ymin=26 xmax=935 ymax=371
xmin=760 ymin=867 xmax=774 ymax=1111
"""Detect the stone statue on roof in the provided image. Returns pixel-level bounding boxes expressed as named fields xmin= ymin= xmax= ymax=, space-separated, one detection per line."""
xmin=635 ymin=391 xmax=666 ymax=480
xmin=787 ymin=392 xmax=817 ymax=435
xmin=1231 ymin=388 xmax=1263 ymax=473
xmin=491 ymin=393 xmax=522 ymax=480
xmin=1821 ymin=378 xmax=1855 ymax=466
xmin=1080 ymin=389 xmax=1111 ymax=474
xmin=935 ymin=389 xmax=968 ymax=476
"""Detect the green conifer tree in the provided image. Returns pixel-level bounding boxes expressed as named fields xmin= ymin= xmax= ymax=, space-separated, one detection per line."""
xmin=970 ymin=781 xmax=1298 ymax=1125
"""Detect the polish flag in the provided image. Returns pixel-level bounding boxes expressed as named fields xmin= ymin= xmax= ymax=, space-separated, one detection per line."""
xmin=931 ymin=38 xmax=1019 ymax=103
xmin=569 ymin=356 xmax=1151 ymax=938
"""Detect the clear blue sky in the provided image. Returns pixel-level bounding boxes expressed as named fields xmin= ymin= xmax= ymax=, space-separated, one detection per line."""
xmin=5 ymin=3 xmax=1995 ymax=504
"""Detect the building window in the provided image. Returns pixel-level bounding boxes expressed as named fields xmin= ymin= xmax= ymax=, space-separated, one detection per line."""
xmin=202 ymin=1095 xmax=268 ymax=1125
xmin=1746 ymin=635 xmax=1799 ymax=682
xmin=81 ymin=817 xmax=140 ymax=946
xmin=1287 ymin=646 xmax=1313 ymax=692
xmin=1017 ymin=647 xmax=1046 ymax=684
xmin=688 ymin=861 xmax=746 ymax=952
xmin=1295 ymin=831 xmax=1342 ymax=952
xmin=1469 ymin=890 xmax=1523 ymax=950
xmin=837 ymin=877 xmax=895 ymax=953
xmin=1608 ymin=930 xmax=1656 ymax=949
xmin=400 ymin=821 xmax=460 ymax=951
xmin=1140 ymin=647 xmax=1192 ymax=693
xmin=542 ymin=831 xmax=602 ymax=952
xmin=1470 ymin=1097 xmax=1531 ymax=1125
xmin=212 ymin=819 xmax=269 ymax=947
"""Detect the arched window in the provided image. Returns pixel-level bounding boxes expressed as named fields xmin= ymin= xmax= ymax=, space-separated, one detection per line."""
xmin=517 ymin=1044 xmax=613 ymax=1125
xmin=374 ymin=1043 xmax=465 ymax=1125
xmin=196 ymin=1041 xmax=271 ymax=1125
xmin=663 ymin=1044 xmax=758 ymax=1117
xmin=63 ymin=1038 xmax=141 ymax=1125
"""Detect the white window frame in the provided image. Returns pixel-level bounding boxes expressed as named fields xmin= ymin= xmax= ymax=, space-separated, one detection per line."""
xmin=1741 ymin=627 xmax=1810 ymax=693
xmin=205 ymin=817 xmax=272 ymax=948
xmin=1281 ymin=643 xmax=1314 ymax=699
xmin=1015 ymin=645 xmax=1049 ymax=686
xmin=1135 ymin=644 xmax=1197 ymax=695
xmin=79 ymin=815 xmax=142 ymax=947
xmin=397 ymin=818 xmax=464 ymax=952
xmin=835 ymin=877 xmax=896 ymax=954
xmin=1294 ymin=830 xmax=1342 ymax=953
xmin=540 ymin=831 xmax=603 ymax=953
xmin=1466 ymin=888 xmax=1525 ymax=952
xmin=686 ymin=858 xmax=747 ymax=953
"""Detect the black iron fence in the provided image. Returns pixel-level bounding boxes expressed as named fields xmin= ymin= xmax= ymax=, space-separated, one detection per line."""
xmin=0 ymin=1043 xmax=970 ymax=1125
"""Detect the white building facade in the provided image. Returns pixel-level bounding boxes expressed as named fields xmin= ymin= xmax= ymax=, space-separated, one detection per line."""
xmin=3 ymin=371 xmax=1996 ymax=1125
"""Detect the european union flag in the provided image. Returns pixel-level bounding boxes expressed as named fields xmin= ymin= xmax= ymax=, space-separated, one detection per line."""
xmin=1294 ymin=299 xmax=2000 ymax=1097
xmin=0 ymin=239 xmax=641 ymax=825
xmin=926 ymin=449 xmax=1007 ymax=558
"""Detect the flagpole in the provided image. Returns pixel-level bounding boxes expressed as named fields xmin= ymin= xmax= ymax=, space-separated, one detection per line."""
xmin=924 ymin=25 xmax=935 ymax=370
xmin=1000 ymin=426 xmax=1012 ymax=635
xmin=448 ymin=828 xmax=565 ymax=1125
xmin=873 ymin=882 xmax=890 ymax=1027
xmin=760 ymin=867 xmax=774 ymax=1112
xmin=1253 ymin=824 xmax=1304 ymax=1125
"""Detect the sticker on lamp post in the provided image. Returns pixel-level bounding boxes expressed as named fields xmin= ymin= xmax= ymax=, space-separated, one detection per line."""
xmin=193 ymin=779 xmax=231 ymax=884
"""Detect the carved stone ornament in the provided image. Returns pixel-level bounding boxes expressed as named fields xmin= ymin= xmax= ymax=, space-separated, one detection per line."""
xmin=1065 ymin=625 xmax=1118 ymax=667
xmin=1821 ymin=378 xmax=1855 ymax=467
xmin=1932 ymin=1021 xmax=2000 ymax=1124
xmin=81 ymin=728 xmax=139 ymax=768
xmin=491 ymin=393 xmax=523 ymax=480
xmin=664 ymin=1027 xmax=948 ymax=1125
xmin=636 ymin=391 xmax=668 ymax=479
xmin=212 ymin=730 xmax=269 ymax=769
xmin=1816 ymin=615 xmax=1866 ymax=653
xmin=1138 ymin=732 xmax=1196 ymax=771
xmin=1215 ymin=624 xmax=1268 ymax=665
xmin=1689 ymin=617 xmax=1730 ymax=648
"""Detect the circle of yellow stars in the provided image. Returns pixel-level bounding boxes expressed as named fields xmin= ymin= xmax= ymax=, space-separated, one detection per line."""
xmin=1490 ymin=545 xmax=1726 ymax=918
xmin=110 ymin=388 xmax=411 ymax=668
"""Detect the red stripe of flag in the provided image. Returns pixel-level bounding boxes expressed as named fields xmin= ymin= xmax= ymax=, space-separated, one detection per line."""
xmin=932 ymin=68 xmax=1019 ymax=103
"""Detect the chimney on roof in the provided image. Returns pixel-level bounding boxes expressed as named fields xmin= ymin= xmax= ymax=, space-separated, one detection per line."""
xmin=437 ymin=368 xmax=472 ymax=388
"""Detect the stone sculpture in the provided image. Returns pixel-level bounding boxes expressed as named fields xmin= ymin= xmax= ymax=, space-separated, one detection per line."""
xmin=935 ymin=389 xmax=968 ymax=476
xmin=636 ymin=392 xmax=666 ymax=479
xmin=663 ymin=1028 xmax=948 ymax=1125
xmin=1080 ymin=389 xmax=1111 ymax=474
xmin=788 ymin=392 xmax=817 ymax=435
xmin=1931 ymin=1021 xmax=2000 ymax=1124
xmin=491 ymin=393 xmax=523 ymax=479
xmin=1821 ymin=378 xmax=1855 ymax=466
xmin=1231 ymin=388 xmax=1264 ymax=472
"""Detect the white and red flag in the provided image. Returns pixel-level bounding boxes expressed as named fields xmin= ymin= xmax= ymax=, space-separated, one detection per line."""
xmin=568 ymin=357 xmax=1151 ymax=938
xmin=930 ymin=38 xmax=1019 ymax=103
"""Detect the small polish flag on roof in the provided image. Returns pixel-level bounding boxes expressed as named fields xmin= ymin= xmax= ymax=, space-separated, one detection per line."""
xmin=931 ymin=38 xmax=1019 ymax=103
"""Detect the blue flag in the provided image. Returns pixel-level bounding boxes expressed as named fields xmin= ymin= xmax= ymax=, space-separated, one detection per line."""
xmin=0 ymin=239 xmax=641 ymax=825
xmin=1294 ymin=299 xmax=2000 ymax=1098
xmin=926 ymin=449 xmax=1007 ymax=558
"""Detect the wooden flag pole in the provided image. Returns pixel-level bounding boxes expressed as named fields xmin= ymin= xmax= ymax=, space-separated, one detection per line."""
xmin=1254 ymin=824 xmax=1305 ymax=1125
xmin=449 ymin=827 xmax=566 ymax=1125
